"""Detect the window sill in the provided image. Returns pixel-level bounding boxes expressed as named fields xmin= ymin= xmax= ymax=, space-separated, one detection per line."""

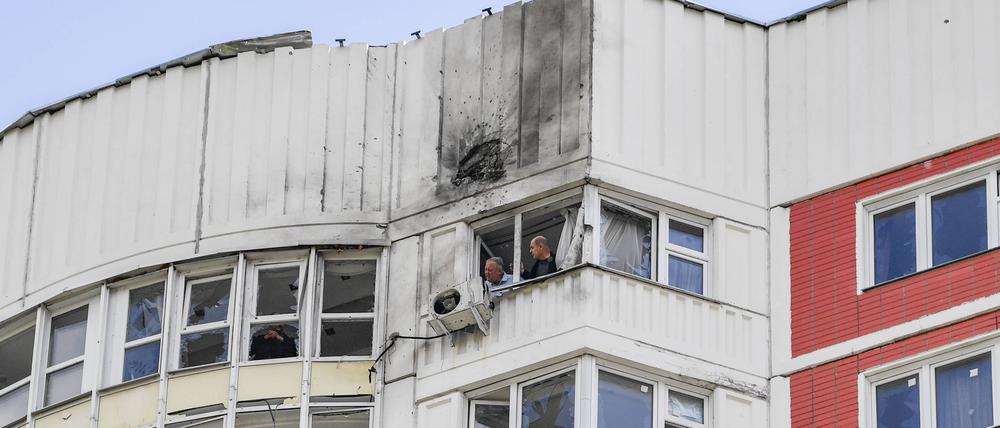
xmin=862 ymin=246 xmax=1000 ymax=293
xmin=240 ymin=356 xmax=304 ymax=367
xmin=31 ymin=391 xmax=91 ymax=419
xmin=167 ymin=360 xmax=231 ymax=377
xmin=99 ymin=373 xmax=160 ymax=395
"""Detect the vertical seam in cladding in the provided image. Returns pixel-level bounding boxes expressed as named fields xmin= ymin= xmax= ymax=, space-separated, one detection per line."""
xmin=320 ymin=47 xmax=332 ymax=213
xmin=21 ymin=120 xmax=45 ymax=299
xmin=517 ymin=5 xmax=526 ymax=168
xmin=438 ymin=36 xmax=447 ymax=182
xmin=557 ymin=0 xmax=566 ymax=155
xmin=193 ymin=60 xmax=213 ymax=254
xmin=386 ymin=45 xmax=399 ymax=217
xmin=360 ymin=47 xmax=371 ymax=212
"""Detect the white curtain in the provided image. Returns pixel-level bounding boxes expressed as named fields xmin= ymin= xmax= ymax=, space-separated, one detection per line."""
xmin=556 ymin=207 xmax=584 ymax=268
xmin=934 ymin=354 xmax=993 ymax=428
xmin=600 ymin=204 xmax=652 ymax=279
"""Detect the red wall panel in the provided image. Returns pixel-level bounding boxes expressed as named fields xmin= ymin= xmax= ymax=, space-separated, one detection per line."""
xmin=790 ymin=312 xmax=1000 ymax=427
xmin=790 ymin=138 xmax=1000 ymax=356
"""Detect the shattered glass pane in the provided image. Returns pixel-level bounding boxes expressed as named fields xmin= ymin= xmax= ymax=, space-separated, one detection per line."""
xmin=255 ymin=266 xmax=300 ymax=316
xmin=187 ymin=278 xmax=231 ymax=326
xmin=127 ymin=283 xmax=164 ymax=342
xmin=49 ymin=306 xmax=88 ymax=366
xmin=248 ymin=323 xmax=299 ymax=360
xmin=668 ymin=390 xmax=705 ymax=424
xmin=311 ymin=408 xmax=371 ymax=427
xmin=0 ymin=326 xmax=34 ymax=390
xmin=474 ymin=403 xmax=509 ymax=428
xmin=45 ymin=362 xmax=83 ymax=406
xmin=179 ymin=328 xmax=229 ymax=368
xmin=323 ymin=261 xmax=376 ymax=313
xmin=122 ymin=340 xmax=160 ymax=382
xmin=521 ymin=371 xmax=575 ymax=428
xmin=319 ymin=320 xmax=373 ymax=357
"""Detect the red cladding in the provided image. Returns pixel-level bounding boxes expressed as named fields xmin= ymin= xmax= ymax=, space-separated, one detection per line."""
xmin=789 ymin=138 xmax=1000 ymax=356
xmin=790 ymin=312 xmax=1000 ymax=427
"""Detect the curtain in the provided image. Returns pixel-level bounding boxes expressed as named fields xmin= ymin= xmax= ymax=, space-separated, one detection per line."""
xmin=935 ymin=353 xmax=993 ymax=428
xmin=556 ymin=207 xmax=584 ymax=268
xmin=600 ymin=204 xmax=652 ymax=279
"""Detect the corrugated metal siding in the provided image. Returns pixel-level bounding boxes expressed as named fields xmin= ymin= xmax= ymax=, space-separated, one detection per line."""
xmin=26 ymin=66 xmax=206 ymax=296
xmin=0 ymin=126 xmax=37 ymax=309
xmin=590 ymin=0 xmax=768 ymax=208
xmin=769 ymin=0 xmax=1000 ymax=205
xmin=417 ymin=267 xmax=769 ymax=378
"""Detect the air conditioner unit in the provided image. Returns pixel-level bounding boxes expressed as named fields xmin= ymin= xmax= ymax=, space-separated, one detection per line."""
xmin=427 ymin=277 xmax=493 ymax=335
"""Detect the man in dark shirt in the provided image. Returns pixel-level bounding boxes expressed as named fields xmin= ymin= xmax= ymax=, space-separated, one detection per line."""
xmin=249 ymin=325 xmax=298 ymax=360
xmin=522 ymin=236 xmax=559 ymax=280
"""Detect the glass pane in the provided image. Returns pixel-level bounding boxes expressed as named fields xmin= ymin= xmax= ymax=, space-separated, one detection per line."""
xmin=935 ymin=353 xmax=993 ymax=428
xmin=127 ymin=283 xmax=164 ymax=341
xmin=668 ymin=256 xmax=704 ymax=294
xmin=179 ymin=328 xmax=229 ymax=368
xmin=45 ymin=362 xmax=83 ymax=406
xmin=0 ymin=383 xmax=29 ymax=427
xmin=0 ymin=327 xmax=34 ymax=390
xmin=248 ymin=323 xmax=299 ymax=360
xmin=323 ymin=261 xmax=376 ymax=313
xmin=123 ymin=340 xmax=160 ymax=382
xmin=166 ymin=417 xmax=225 ymax=428
xmin=668 ymin=390 xmax=705 ymax=424
xmin=319 ymin=320 xmax=373 ymax=357
xmin=187 ymin=278 xmax=231 ymax=326
xmin=234 ymin=409 xmax=299 ymax=428
xmin=600 ymin=203 xmax=653 ymax=279
xmin=873 ymin=203 xmax=917 ymax=284
xmin=312 ymin=408 xmax=371 ymax=427
xmin=49 ymin=306 xmax=88 ymax=366
xmin=256 ymin=266 xmax=300 ymax=316
xmin=875 ymin=375 xmax=920 ymax=428
xmin=597 ymin=371 xmax=652 ymax=428
xmin=521 ymin=371 xmax=575 ymax=428
xmin=474 ymin=404 xmax=509 ymax=428
xmin=932 ymin=181 xmax=988 ymax=266
xmin=669 ymin=220 xmax=704 ymax=252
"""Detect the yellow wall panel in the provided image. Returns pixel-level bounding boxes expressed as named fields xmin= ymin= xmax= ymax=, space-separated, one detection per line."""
xmin=236 ymin=362 xmax=303 ymax=402
xmin=35 ymin=400 xmax=91 ymax=428
xmin=310 ymin=361 xmax=374 ymax=397
xmin=166 ymin=367 xmax=230 ymax=414
xmin=97 ymin=380 xmax=159 ymax=428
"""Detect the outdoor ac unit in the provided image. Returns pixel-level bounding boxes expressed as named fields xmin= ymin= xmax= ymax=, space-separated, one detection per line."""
xmin=427 ymin=277 xmax=493 ymax=335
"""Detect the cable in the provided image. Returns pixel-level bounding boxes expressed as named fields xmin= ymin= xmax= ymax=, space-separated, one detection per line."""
xmin=368 ymin=332 xmax=448 ymax=382
xmin=262 ymin=398 xmax=276 ymax=428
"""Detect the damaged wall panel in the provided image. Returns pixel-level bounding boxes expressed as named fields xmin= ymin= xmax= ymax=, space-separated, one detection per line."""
xmin=0 ymin=125 xmax=37 ymax=311
xmin=236 ymin=361 xmax=303 ymax=403
xmin=97 ymin=379 xmax=159 ymax=428
xmin=310 ymin=361 xmax=374 ymax=397
xmin=34 ymin=399 xmax=91 ymax=428
xmin=165 ymin=366 xmax=230 ymax=416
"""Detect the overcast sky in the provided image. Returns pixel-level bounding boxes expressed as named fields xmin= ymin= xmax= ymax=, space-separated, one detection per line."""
xmin=0 ymin=0 xmax=825 ymax=129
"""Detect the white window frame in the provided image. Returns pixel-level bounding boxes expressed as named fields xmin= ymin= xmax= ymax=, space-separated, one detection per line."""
xmin=308 ymin=403 xmax=375 ymax=427
xmin=468 ymin=399 xmax=510 ymax=428
xmin=0 ymin=314 xmax=37 ymax=424
xmin=596 ymin=190 xmax=713 ymax=297
xmin=106 ymin=273 xmax=169 ymax=385
xmin=172 ymin=269 xmax=236 ymax=370
xmin=862 ymin=335 xmax=1000 ymax=427
xmin=858 ymin=161 xmax=1000 ymax=292
xmin=313 ymin=248 xmax=383 ymax=361
xmin=36 ymin=293 xmax=100 ymax=410
xmin=241 ymin=257 xmax=308 ymax=365
xmin=592 ymin=361 xmax=711 ymax=428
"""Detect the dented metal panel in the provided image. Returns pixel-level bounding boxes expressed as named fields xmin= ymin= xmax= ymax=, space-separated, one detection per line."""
xmin=34 ymin=399 xmax=91 ymax=428
xmin=165 ymin=367 xmax=230 ymax=415
xmin=97 ymin=380 xmax=159 ymax=428
xmin=309 ymin=361 xmax=374 ymax=397
xmin=590 ymin=0 xmax=768 ymax=209
xmin=769 ymin=0 xmax=1000 ymax=204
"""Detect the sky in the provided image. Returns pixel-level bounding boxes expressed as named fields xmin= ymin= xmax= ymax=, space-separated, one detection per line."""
xmin=0 ymin=0 xmax=825 ymax=130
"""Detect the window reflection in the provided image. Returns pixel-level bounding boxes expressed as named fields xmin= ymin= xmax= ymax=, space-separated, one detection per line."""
xmin=521 ymin=372 xmax=575 ymax=428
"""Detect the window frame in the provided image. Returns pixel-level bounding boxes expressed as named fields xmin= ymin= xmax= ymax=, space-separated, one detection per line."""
xmin=241 ymin=257 xmax=308 ymax=365
xmin=107 ymin=272 xmax=169 ymax=385
xmin=863 ymin=337 xmax=1000 ymax=427
xmin=592 ymin=361 xmax=711 ymax=428
xmin=36 ymin=293 xmax=100 ymax=410
xmin=859 ymin=164 xmax=1000 ymax=291
xmin=0 ymin=314 xmax=37 ymax=426
xmin=313 ymin=248 xmax=384 ymax=362
xmin=308 ymin=403 xmax=375 ymax=427
xmin=171 ymin=268 xmax=237 ymax=371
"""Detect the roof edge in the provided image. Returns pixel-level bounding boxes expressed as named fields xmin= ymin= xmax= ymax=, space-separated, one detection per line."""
xmin=0 ymin=30 xmax=312 ymax=139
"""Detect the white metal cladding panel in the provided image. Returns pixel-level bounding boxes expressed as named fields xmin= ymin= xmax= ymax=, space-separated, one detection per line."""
xmin=713 ymin=218 xmax=768 ymax=314
xmin=0 ymin=126 xmax=37 ymax=309
xmin=200 ymin=44 xmax=395 ymax=240
xmin=417 ymin=267 xmax=768 ymax=378
xmin=25 ymin=65 xmax=206 ymax=295
xmin=769 ymin=0 xmax=1000 ymax=205
xmin=391 ymin=0 xmax=592 ymax=217
xmin=590 ymin=0 xmax=768 ymax=208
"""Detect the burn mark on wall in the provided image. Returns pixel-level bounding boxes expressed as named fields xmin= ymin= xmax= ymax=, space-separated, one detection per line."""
xmin=451 ymin=136 xmax=513 ymax=186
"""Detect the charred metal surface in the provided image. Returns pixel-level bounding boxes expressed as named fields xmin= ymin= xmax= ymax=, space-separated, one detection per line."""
xmin=451 ymin=138 xmax=512 ymax=186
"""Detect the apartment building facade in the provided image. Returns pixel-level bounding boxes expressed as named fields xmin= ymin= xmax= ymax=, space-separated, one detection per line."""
xmin=0 ymin=0 xmax=997 ymax=427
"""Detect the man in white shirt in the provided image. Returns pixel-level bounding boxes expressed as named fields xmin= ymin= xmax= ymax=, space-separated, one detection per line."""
xmin=484 ymin=256 xmax=513 ymax=295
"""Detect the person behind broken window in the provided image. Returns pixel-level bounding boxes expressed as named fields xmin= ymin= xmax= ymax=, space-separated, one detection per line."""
xmin=484 ymin=257 xmax=513 ymax=295
xmin=522 ymin=236 xmax=559 ymax=280
xmin=249 ymin=324 xmax=297 ymax=360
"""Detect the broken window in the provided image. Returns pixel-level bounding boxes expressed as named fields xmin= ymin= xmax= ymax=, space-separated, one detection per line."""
xmin=600 ymin=199 xmax=655 ymax=280
xmin=45 ymin=306 xmax=89 ymax=406
xmin=311 ymin=407 xmax=372 ymax=427
xmin=474 ymin=195 xmax=584 ymax=292
xmin=179 ymin=274 xmax=233 ymax=368
xmin=0 ymin=324 xmax=34 ymax=426
xmin=245 ymin=263 xmax=303 ymax=361
xmin=521 ymin=371 xmax=575 ymax=428
xmin=667 ymin=390 xmax=706 ymax=425
xmin=123 ymin=282 xmax=164 ymax=381
xmin=317 ymin=256 xmax=377 ymax=358
xmin=234 ymin=408 xmax=299 ymax=427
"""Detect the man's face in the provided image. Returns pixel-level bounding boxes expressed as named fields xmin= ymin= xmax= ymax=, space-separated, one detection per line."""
xmin=529 ymin=240 xmax=543 ymax=260
xmin=485 ymin=261 xmax=502 ymax=283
